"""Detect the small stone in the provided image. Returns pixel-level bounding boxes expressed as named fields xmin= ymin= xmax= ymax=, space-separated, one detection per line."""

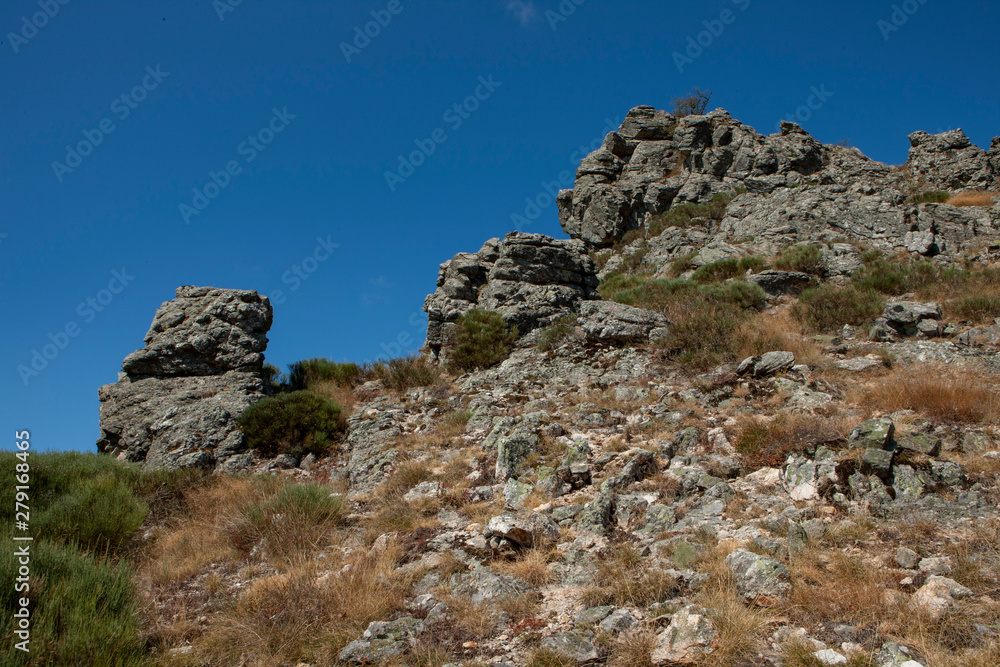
xmin=651 ymin=605 xmax=717 ymax=664
xmin=895 ymin=547 xmax=919 ymax=569
xmin=918 ymin=556 xmax=952 ymax=576
xmin=862 ymin=448 xmax=895 ymax=478
xmin=813 ymin=648 xmax=848 ymax=665
xmin=850 ymin=419 xmax=895 ymax=450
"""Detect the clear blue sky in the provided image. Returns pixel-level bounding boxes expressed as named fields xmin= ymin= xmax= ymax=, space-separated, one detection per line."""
xmin=2 ymin=0 xmax=998 ymax=453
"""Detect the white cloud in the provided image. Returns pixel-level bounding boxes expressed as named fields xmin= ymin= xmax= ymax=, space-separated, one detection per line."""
xmin=506 ymin=1 xmax=538 ymax=26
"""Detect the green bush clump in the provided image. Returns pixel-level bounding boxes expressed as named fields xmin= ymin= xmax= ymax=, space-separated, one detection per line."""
xmin=774 ymin=244 xmax=825 ymax=276
xmin=792 ymin=285 xmax=885 ymax=331
xmin=0 ymin=538 xmax=148 ymax=666
xmin=447 ymin=309 xmax=518 ymax=372
xmin=691 ymin=257 xmax=766 ymax=284
xmin=285 ymin=358 xmax=362 ymax=391
xmin=237 ymin=391 xmax=344 ymax=459
xmin=910 ymin=190 xmax=950 ymax=204
xmin=648 ymin=193 xmax=734 ymax=236
xmin=370 ymin=355 xmax=441 ymax=391
xmin=599 ymin=273 xmax=765 ymax=314
xmin=537 ymin=314 xmax=578 ymax=352
xmin=953 ymin=295 xmax=1000 ymax=322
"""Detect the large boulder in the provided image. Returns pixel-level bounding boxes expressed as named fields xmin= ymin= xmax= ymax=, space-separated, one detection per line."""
xmin=97 ymin=287 xmax=272 ymax=471
xmin=422 ymin=232 xmax=599 ymax=358
xmin=907 ymin=129 xmax=996 ymax=191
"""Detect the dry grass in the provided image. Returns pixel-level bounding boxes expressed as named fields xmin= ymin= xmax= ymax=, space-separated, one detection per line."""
xmin=190 ymin=540 xmax=412 ymax=664
xmin=312 ymin=379 xmax=360 ymax=415
xmin=607 ymin=628 xmax=657 ymax=667
xmin=732 ymin=413 xmax=846 ymax=472
xmin=582 ymin=544 xmax=680 ymax=607
xmin=848 ymin=364 xmax=1000 ymax=423
xmin=697 ymin=585 xmax=771 ymax=666
xmin=497 ymin=592 xmax=542 ymax=623
xmin=438 ymin=594 xmax=498 ymax=640
xmin=947 ymin=191 xmax=1000 ymax=207
xmin=492 ymin=547 xmax=554 ymax=587
xmin=737 ymin=310 xmax=827 ymax=367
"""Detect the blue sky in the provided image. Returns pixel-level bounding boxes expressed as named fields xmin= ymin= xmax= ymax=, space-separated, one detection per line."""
xmin=2 ymin=0 xmax=998 ymax=453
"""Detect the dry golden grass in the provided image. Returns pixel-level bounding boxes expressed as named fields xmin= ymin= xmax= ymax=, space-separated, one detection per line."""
xmin=696 ymin=585 xmax=771 ymax=666
xmin=607 ymin=628 xmax=657 ymax=667
xmin=732 ymin=412 xmax=846 ymax=471
xmin=582 ymin=544 xmax=680 ymax=607
xmin=946 ymin=191 xmax=1000 ymax=207
xmin=493 ymin=547 xmax=554 ymax=587
xmin=438 ymin=594 xmax=498 ymax=640
xmin=189 ymin=540 xmax=412 ymax=665
xmin=848 ymin=364 xmax=1000 ymax=423
xmin=736 ymin=310 xmax=827 ymax=367
xmin=497 ymin=591 xmax=542 ymax=623
xmin=312 ymin=379 xmax=360 ymax=415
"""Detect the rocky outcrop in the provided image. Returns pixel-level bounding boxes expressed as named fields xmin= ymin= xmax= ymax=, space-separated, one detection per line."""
xmin=907 ymin=129 xmax=996 ymax=191
xmin=97 ymin=286 xmax=272 ymax=471
xmin=423 ymin=232 xmax=600 ymax=358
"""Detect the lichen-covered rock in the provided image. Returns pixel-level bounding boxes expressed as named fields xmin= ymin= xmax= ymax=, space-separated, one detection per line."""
xmin=850 ymin=419 xmax=895 ymax=451
xmin=907 ymin=129 xmax=996 ymax=191
xmin=577 ymin=300 xmax=670 ymax=345
xmin=484 ymin=511 xmax=559 ymax=551
xmin=338 ymin=617 xmax=426 ymax=663
xmin=725 ymin=549 xmax=791 ymax=604
xmin=97 ymin=287 xmax=272 ymax=470
xmin=652 ymin=605 xmax=717 ymax=664
xmin=540 ymin=631 xmax=599 ymax=663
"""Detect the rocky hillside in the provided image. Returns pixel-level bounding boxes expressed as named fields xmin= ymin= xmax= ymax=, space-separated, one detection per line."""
xmin=79 ymin=107 xmax=1000 ymax=667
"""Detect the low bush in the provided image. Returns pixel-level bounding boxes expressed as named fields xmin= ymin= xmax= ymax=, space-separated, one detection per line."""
xmin=850 ymin=365 xmax=1000 ymax=423
xmin=672 ymin=86 xmax=712 ymax=117
xmin=237 ymin=391 xmax=344 ymax=459
xmin=285 ymin=358 xmax=362 ymax=391
xmin=910 ymin=190 xmax=950 ymax=204
xmin=370 ymin=355 xmax=440 ymax=391
xmin=447 ymin=309 xmax=518 ymax=372
xmin=734 ymin=414 xmax=844 ymax=472
xmin=648 ymin=193 xmax=734 ymax=236
xmin=241 ymin=482 xmax=347 ymax=564
xmin=791 ymin=285 xmax=884 ymax=332
xmin=691 ymin=256 xmax=766 ymax=283
xmin=537 ymin=314 xmax=578 ymax=352
xmin=953 ymin=295 xmax=1000 ymax=322
xmin=773 ymin=244 xmax=825 ymax=276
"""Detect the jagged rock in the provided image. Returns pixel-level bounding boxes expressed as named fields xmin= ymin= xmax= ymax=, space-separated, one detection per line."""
xmin=601 ymin=449 xmax=656 ymax=492
xmin=907 ymin=129 xmax=996 ymax=191
xmin=911 ymin=575 xmax=972 ymax=620
xmin=484 ymin=511 xmax=559 ymax=551
xmin=423 ymin=232 xmax=599 ymax=359
xmin=577 ymin=301 xmax=670 ymax=345
xmin=896 ymin=433 xmax=941 ymax=456
xmin=849 ymin=419 xmax=895 ymax=450
xmin=576 ymin=492 xmax=615 ymax=535
xmin=725 ymin=549 xmax=791 ymax=604
xmin=346 ymin=398 xmax=404 ymax=489
xmin=495 ymin=424 xmax=540 ymax=481
xmin=652 ymin=605 xmax=717 ymax=664
xmin=882 ymin=302 xmax=942 ymax=337
xmin=540 ymin=631 xmax=599 ymax=663
xmin=861 ymin=448 xmax=895 ymax=479
xmin=747 ymin=270 xmax=815 ymax=296
xmin=599 ymin=609 xmax=639 ymax=634
xmin=876 ymin=642 xmax=925 ymax=667
xmin=97 ymin=287 xmax=273 ymax=470
xmin=895 ymin=547 xmax=919 ymax=569
xmin=737 ymin=350 xmax=795 ymax=378
xmin=339 ymin=617 xmax=426 ymax=663
xmin=448 ymin=567 xmax=531 ymax=603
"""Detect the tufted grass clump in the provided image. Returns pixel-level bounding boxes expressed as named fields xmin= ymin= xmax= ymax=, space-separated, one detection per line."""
xmin=537 ymin=314 xmax=579 ymax=352
xmin=370 ymin=355 xmax=441 ymax=391
xmin=791 ymin=285 xmax=884 ymax=332
xmin=773 ymin=243 xmax=825 ymax=276
xmin=447 ymin=309 xmax=518 ymax=372
xmin=947 ymin=191 xmax=999 ymax=207
xmin=691 ymin=256 xmax=766 ymax=283
xmin=284 ymin=358 xmax=362 ymax=391
xmin=909 ymin=190 xmax=950 ymax=204
xmin=237 ymin=390 xmax=345 ymax=459
xmin=648 ymin=193 xmax=734 ymax=236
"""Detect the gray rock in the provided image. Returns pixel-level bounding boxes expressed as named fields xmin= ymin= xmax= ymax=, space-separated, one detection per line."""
xmin=912 ymin=575 xmax=972 ymax=620
xmin=813 ymin=649 xmax=848 ymax=665
xmin=895 ymin=547 xmax=919 ymax=569
xmin=599 ymin=608 xmax=638 ymax=634
xmin=601 ymin=449 xmax=656 ymax=493
xmin=576 ymin=492 xmax=615 ymax=535
xmin=484 ymin=511 xmax=559 ymax=551
xmin=738 ymin=351 xmax=795 ymax=377
xmin=339 ymin=617 xmax=426 ymax=663
xmin=876 ymin=642 xmax=923 ymax=667
xmin=577 ymin=300 xmax=670 ymax=345
xmin=907 ymin=129 xmax=995 ymax=191
xmin=747 ymin=270 xmax=815 ymax=296
xmin=540 ymin=631 xmax=599 ymax=663
xmin=930 ymin=460 xmax=965 ymax=487
xmin=574 ymin=605 xmax=614 ymax=627
xmin=850 ymin=418 xmax=895 ymax=450
xmin=96 ymin=287 xmax=273 ymax=470
xmin=836 ymin=357 xmax=884 ymax=372
xmin=882 ymin=302 xmax=942 ymax=337
xmin=496 ymin=425 xmax=540 ymax=481
xmin=652 ymin=605 xmax=717 ymax=664
xmin=896 ymin=433 xmax=941 ymax=456
xmin=725 ymin=549 xmax=791 ymax=603
xmin=503 ymin=478 xmax=533 ymax=509
xmin=862 ymin=448 xmax=895 ymax=479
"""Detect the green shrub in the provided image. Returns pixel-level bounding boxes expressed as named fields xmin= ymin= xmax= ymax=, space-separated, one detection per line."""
xmin=852 ymin=254 xmax=941 ymax=295
xmin=0 ymin=538 xmax=147 ymax=666
xmin=910 ymin=190 xmax=950 ymax=204
xmin=953 ymin=296 xmax=1000 ymax=322
xmin=237 ymin=391 xmax=344 ymax=459
xmin=774 ymin=244 xmax=825 ymax=276
xmin=648 ymin=193 xmax=734 ymax=236
xmin=537 ymin=314 xmax=578 ymax=352
xmin=447 ymin=309 xmax=518 ymax=372
xmin=792 ymin=285 xmax=884 ymax=331
xmin=668 ymin=252 xmax=697 ymax=277
xmin=370 ymin=355 xmax=441 ymax=391
xmin=657 ymin=305 xmax=744 ymax=369
xmin=692 ymin=257 xmax=767 ymax=284
xmin=286 ymin=358 xmax=362 ymax=391
xmin=698 ymin=281 xmax=767 ymax=309
xmin=0 ymin=452 xmax=148 ymax=556
xmin=261 ymin=362 xmax=281 ymax=390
